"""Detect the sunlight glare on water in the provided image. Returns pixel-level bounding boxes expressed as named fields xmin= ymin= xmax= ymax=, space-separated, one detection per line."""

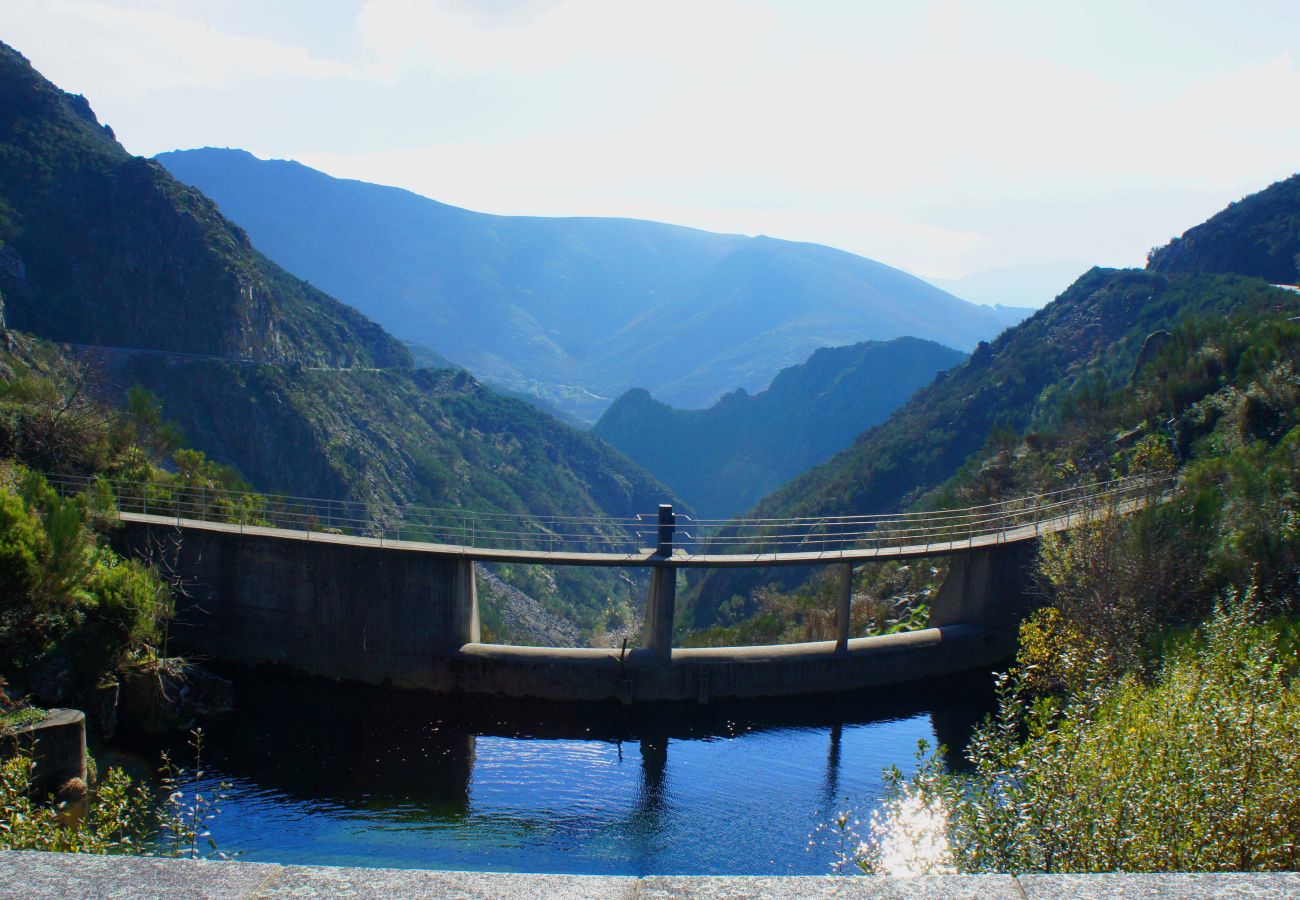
xmin=862 ymin=787 xmax=956 ymax=876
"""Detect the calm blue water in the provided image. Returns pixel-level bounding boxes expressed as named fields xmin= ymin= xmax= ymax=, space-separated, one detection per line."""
xmin=121 ymin=671 xmax=993 ymax=875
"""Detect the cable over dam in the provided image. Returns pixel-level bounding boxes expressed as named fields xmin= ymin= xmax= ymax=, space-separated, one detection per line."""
xmin=53 ymin=473 xmax=1169 ymax=703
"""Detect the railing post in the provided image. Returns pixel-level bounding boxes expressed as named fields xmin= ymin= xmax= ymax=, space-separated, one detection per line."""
xmin=656 ymin=504 xmax=675 ymax=557
xmin=643 ymin=504 xmax=677 ymax=662
xmin=835 ymin=562 xmax=853 ymax=653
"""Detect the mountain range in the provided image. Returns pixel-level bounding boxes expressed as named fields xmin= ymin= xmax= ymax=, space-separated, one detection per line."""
xmin=687 ymin=173 xmax=1300 ymax=624
xmin=0 ymin=40 xmax=675 ymax=644
xmin=593 ymin=337 xmax=964 ymax=517
xmin=155 ymin=147 xmax=1008 ymax=421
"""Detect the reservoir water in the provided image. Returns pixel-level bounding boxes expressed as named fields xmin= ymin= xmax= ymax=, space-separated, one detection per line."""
xmin=118 ymin=669 xmax=995 ymax=875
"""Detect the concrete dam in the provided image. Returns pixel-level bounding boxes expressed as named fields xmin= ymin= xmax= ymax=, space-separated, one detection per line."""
xmin=76 ymin=474 xmax=1164 ymax=704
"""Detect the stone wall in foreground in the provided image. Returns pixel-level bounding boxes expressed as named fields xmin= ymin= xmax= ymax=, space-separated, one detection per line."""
xmin=2 ymin=851 xmax=1298 ymax=899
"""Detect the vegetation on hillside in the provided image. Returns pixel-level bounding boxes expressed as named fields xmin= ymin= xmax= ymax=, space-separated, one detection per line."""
xmin=0 ymin=338 xmax=254 ymax=704
xmin=0 ymin=338 xmax=256 ymax=857
xmin=849 ymin=603 xmax=1300 ymax=875
xmin=595 ymin=337 xmax=964 ymax=517
xmin=833 ymin=287 xmax=1300 ymax=874
xmin=688 ymin=270 xmax=1295 ymax=630
xmin=1147 ymin=173 xmax=1300 ymax=283
xmin=156 ymin=147 xmax=1006 ymax=420
xmin=0 ymin=42 xmax=407 ymax=369
xmin=0 ymin=42 xmax=681 ymax=645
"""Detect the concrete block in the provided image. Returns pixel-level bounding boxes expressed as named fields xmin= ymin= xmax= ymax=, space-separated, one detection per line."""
xmin=1017 ymin=872 xmax=1300 ymax=898
xmin=0 ymin=851 xmax=280 ymax=899
xmin=639 ymin=875 xmax=1022 ymax=898
xmin=3 ymin=709 xmax=87 ymax=797
xmin=254 ymin=864 xmax=637 ymax=899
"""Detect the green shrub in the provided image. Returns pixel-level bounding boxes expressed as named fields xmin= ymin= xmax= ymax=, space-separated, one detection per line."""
xmin=84 ymin=555 xmax=171 ymax=651
xmin=853 ymin=601 xmax=1300 ymax=874
xmin=0 ymin=470 xmax=174 ymax=691
xmin=0 ymin=729 xmax=228 ymax=858
xmin=0 ymin=489 xmax=46 ymax=602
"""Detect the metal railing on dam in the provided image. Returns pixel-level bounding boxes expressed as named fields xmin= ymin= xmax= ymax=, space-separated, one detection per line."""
xmin=54 ymin=471 xmax=1171 ymax=701
xmin=47 ymin=472 xmax=1170 ymax=568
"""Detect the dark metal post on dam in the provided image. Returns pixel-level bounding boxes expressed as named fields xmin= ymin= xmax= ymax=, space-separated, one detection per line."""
xmin=642 ymin=504 xmax=677 ymax=661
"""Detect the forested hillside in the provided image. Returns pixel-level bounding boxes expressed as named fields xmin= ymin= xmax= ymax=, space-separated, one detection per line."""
xmin=0 ymin=47 xmax=404 ymax=369
xmin=594 ymin=337 xmax=964 ymax=517
xmin=1147 ymin=173 xmax=1300 ymax=283
xmin=689 ymin=262 xmax=1298 ymax=624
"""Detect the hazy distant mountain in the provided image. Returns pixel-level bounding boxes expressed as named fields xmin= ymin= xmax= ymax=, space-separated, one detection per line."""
xmin=594 ymin=337 xmax=965 ymax=518
xmin=156 ymin=148 xmax=1008 ymax=421
xmin=982 ymin=304 xmax=1038 ymax=327
xmin=932 ymin=260 xmax=1092 ymax=310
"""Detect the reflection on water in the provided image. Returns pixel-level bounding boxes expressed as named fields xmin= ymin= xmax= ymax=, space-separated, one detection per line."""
xmin=118 ymin=669 xmax=995 ymax=875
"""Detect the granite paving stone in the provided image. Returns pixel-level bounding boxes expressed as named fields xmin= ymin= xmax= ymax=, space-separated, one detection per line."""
xmin=639 ymin=874 xmax=1022 ymax=899
xmin=1018 ymin=872 xmax=1300 ymax=899
xmin=4 ymin=852 xmax=1300 ymax=898
xmin=0 ymin=850 xmax=282 ymax=899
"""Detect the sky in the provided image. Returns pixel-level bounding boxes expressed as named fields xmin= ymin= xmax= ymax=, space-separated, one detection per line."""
xmin=3 ymin=0 xmax=1299 ymax=305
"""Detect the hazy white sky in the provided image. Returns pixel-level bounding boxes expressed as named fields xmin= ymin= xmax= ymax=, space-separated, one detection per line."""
xmin=3 ymin=0 xmax=1299 ymax=295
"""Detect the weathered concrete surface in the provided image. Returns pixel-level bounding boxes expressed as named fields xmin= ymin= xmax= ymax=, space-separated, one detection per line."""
xmin=443 ymin=625 xmax=1010 ymax=702
xmin=1017 ymin=872 xmax=1300 ymax=898
xmin=639 ymin=874 xmax=1020 ymax=898
xmin=112 ymin=521 xmax=479 ymax=685
xmin=3 ymin=853 xmax=1299 ymax=899
xmin=930 ymin=541 xmax=1039 ymax=629
xmin=109 ymin=519 xmax=1016 ymax=703
xmin=0 ymin=709 xmax=87 ymax=797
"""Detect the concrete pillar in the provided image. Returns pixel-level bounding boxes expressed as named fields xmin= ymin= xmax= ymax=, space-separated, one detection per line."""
xmin=835 ymin=562 xmax=853 ymax=652
xmin=4 ymin=709 xmax=87 ymax=798
xmin=643 ymin=565 xmax=676 ymax=661
xmin=642 ymin=504 xmax=677 ymax=661
xmin=929 ymin=541 xmax=1039 ymax=629
xmin=452 ymin=559 xmax=480 ymax=644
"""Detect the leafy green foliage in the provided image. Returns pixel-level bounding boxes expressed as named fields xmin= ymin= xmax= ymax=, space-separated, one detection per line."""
xmin=855 ymin=603 xmax=1300 ymax=874
xmin=0 ymin=728 xmax=228 ymax=858
xmin=0 ymin=469 xmax=174 ymax=694
xmin=0 ymin=754 xmax=151 ymax=853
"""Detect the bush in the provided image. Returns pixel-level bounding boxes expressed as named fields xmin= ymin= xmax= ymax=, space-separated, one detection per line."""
xmin=0 ymin=470 xmax=173 ymax=693
xmin=853 ymin=601 xmax=1300 ymax=874
xmin=1033 ymin=500 xmax=1205 ymax=678
xmin=0 ymin=729 xmax=228 ymax=858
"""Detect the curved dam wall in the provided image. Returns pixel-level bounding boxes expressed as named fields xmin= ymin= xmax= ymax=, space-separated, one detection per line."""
xmin=111 ymin=520 xmax=480 ymax=685
xmin=112 ymin=519 xmax=1028 ymax=703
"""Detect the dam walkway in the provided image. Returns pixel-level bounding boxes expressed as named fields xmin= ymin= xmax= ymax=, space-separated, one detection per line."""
xmin=52 ymin=472 xmax=1170 ymax=702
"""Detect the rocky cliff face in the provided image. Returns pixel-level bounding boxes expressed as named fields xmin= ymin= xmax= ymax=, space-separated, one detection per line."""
xmin=0 ymin=42 xmax=407 ymax=369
